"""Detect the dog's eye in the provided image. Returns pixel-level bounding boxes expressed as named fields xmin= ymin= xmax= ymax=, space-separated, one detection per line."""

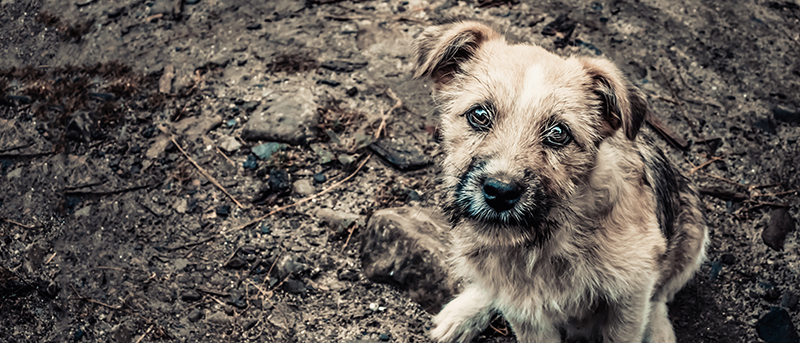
xmin=467 ymin=106 xmax=492 ymax=131
xmin=545 ymin=124 xmax=572 ymax=146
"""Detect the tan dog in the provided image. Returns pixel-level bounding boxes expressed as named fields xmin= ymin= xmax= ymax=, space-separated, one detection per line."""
xmin=413 ymin=22 xmax=708 ymax=343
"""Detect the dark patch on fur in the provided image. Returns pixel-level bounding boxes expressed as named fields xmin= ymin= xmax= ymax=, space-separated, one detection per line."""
xmin=640 ymin=144 xmax=687 ymax=239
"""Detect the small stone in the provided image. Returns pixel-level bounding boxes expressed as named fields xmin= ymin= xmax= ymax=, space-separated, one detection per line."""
xmin=241 ymin=88 xmax=318 ymax=145
xmin=227 ymin=119 xmax=237 ymax=127
xmin=721 ymin=253 xmax=736 ymax=265
xmin=252 ymin=142 xmax=286 ymax=160
xmin=282 ymin=278 xmax=306 ymax=294
xmin=216 ymin=205 xmax=230 ymax=217
xmin=763 ymin=208 xmax=796 ymax=251
xmin=781 ymin=291 xmax=798 ymax=310
xmin=312 ymin=208 xmax=363 ymax=229
xmin=88 ymin=92 xmax=116 ymax=101
xmin=346 ymin=86 xmax=358 ymax=97
xmin=756 ymin=308 xmax=799 ymax=343
xmin=369 ymin=139 xmax=431 ymax=171
xmin=246 ymin=23 xmax=262 ymax=30
xmin=317 ymin=79 xmax=340 ymax=87
xmin=773 ymin=105 xmax=800 ymax=123
xmin=243 ymin=155 xmax=258 ymax=170
xmin=225 ymin=257 xmax=247 ymax=269
xmin=219 ymin=136 xmax=241 ymax=152
xmin=206 ymin=311 xmax=232 ymax=325
xmin=187 ymin=309 xmax=203 ymax=322
xmin=185 ymin=0 xmax=199 ymax=4
xmin=338 ymin=269 xmax=360 ymax=281
xmin=320 ymin=60 xmax=368 ymax=73
xmin=260 ymin=225 xmax=271 ymax=234
xmin=180 ymin=290 xmax=202 ymax=302
xmin=269 ymin=169 xmax=291 ymax=196
xmin=765 ymin=288 xmax=782 ymax=302
xmin=292 ymin=179 xmax=315 ymax=195
xmin=313 ymin=172 xmax=327 ymax=183
xmin=380 ymin=333 xmax=390 ymax=341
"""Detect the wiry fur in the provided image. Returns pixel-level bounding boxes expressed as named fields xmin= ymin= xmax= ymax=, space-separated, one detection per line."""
xmin=414 ymin=22 xmax=708 ymax=343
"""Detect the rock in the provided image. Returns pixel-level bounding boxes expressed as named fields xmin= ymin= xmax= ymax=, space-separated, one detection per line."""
xmin=380 ymin=333 xmax=391 ymax=341
xmin=173 ymin=115 xmax=223 ymax=138
xmin=369 ymin=139 xmax=431 ymax=171
xmin=269 ymin=169 xmax=291 ymax=196
xmin=246 ymin=23 xmax=262 ymax=30
xmin=292 ymin=179 xmax=314 ymax=195
xmin=180 ymin=290 xmax=202 ymax=302
xmin=65 ymin=111 xmax=94 ymax=143
xmin=320 ymin=60 xmax=368 ymax=73
xmin=774 ymin=105 xmax=800 ymax=123
xmin=241 ymin=88 xmax=318 ymax=145
xmin=359 ymin=206 xmax=455 ymax=312
xmin=277 ymin=255 xmax=309 ymax=279
xmin=282 ymin=278 xmax=306 ymax=294
xmin=313 ymin=172 xmax=327 ymax=183
xmin=159 ymin=64 xmax=174 ymax=94
xmin=187 ymin=309 xmax=203 ymax=322
xmin=313 ymin=208 xmax=363 ymax=229
xmin=224 ymin=257 xmax=246 ymax=269
xmin=219 ymin=136 xmax=241 ymax=152
xmin=317 ymin=79 xmax=340 ymax=87
xmin=782 ymin=291 xmax=799 ymax=310
xmin=765 ymin=288 xmax=782 ymax=302
xmin=206 ymin=311 xmax=232 ymax=325
xmin=720 ymin=253 xmax=736 ymax=265
xmin=763 ymin=208 xmax=796 ymax=251
xmin=346 ymin=87 xmax=358 ymax=97
xmin=252 ymin=142 xmax=286 ymax=160
xmin=243 ymin=154 xmax=258 ymax=170
xmin=173 ymin=198 xmax=188 ymax=214
xmin=756 ymin=308 xmax=799 ymax=343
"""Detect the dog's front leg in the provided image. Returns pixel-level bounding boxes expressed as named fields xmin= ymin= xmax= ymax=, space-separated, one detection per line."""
xmin=603 ymin=288 xmax=652 ymax=343
xmin=430 ymin=283 xmax=495 ymax=343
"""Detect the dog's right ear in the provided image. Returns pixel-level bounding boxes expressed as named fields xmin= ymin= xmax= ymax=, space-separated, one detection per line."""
xmin=413 ymin=21 xmax=501 ymax=86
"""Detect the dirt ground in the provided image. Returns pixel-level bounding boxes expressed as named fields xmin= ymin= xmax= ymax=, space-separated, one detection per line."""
xmin=1 ymin=0 xmax=799 ymax=342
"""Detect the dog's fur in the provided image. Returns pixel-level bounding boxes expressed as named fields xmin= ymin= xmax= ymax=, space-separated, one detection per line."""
xmin=413 ymin=22 xmax=708 ymax=343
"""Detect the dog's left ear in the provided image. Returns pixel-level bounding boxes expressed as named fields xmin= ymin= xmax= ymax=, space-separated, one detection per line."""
xmin=413 ymin=21 xmax=502 ymax=87
xmin=579 ymin=57 xmax=648 ymax=141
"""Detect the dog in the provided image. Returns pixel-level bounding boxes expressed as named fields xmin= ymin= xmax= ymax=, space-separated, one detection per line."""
xmin=413 ymin=21 xmax=708 ymax=343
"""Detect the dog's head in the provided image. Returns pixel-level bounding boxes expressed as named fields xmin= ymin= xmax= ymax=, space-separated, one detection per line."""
xmin=414 ymin=22 xmax=648 ymax=246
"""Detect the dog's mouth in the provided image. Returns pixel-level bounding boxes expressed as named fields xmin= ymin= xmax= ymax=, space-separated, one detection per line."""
xmin=444 ymin=163 xmax=552 ymax=230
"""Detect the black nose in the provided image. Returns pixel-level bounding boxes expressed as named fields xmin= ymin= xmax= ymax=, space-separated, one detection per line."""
xmin=482 ymin=177 xmax=523 ymax=212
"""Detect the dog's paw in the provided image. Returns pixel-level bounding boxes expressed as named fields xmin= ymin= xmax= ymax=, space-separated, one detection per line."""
xmin=430 ymin=304 xmax=492 ymax=343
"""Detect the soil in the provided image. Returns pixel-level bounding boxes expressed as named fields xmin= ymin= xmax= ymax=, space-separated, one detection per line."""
xmin=1 ymin=0 xmax=799 ymax=342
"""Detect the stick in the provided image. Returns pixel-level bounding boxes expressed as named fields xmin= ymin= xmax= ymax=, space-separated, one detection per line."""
xmin=170 ymin=136 xmax=244 ymax=208
xmin=1 ymin=218 xmax=35 ymax=229
xmin=375 ymin=88 xmax=402 ymax=140
xmin=753 ymin=189 xmax=798 ymax=197
xmin=216 ymin=147 xmax=236 ymax=167
xmin=70 ymin=284 xmax=122 ymax=309
xmin=235 ymin=155 xmax=371 ymax=232
xmin=645 ymin=116 xmax=689 ymax=150
xmin=688 ymin=157 xmax=722 ymax=174
xmin=135 ymin=325 xmax=153 ymax=343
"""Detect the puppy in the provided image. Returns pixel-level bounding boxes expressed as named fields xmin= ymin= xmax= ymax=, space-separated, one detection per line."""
xmin=413 ymin=22 xmax=708 ymax=343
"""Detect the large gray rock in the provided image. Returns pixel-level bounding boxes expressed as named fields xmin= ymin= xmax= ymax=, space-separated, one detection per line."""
xmin=359 ymin=206 xmax=455 ymax=313
xmin=242 ymin=88 xmax=318 ymax=145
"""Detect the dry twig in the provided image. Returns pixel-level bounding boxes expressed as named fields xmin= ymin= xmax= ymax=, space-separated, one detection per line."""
xmin=688 ymin=157 xmax=723 ymax=174
xmin=374 ymin=88 xmax=402 ymax=140
xmin=1 ymin=217 xmax=36 ymax=229
xmin=170 ymin=135 xmax=245 ymax=208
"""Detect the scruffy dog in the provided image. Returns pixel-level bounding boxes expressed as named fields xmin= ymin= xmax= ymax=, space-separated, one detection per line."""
xmin=413 ymin=22 xmax=708 ymax=343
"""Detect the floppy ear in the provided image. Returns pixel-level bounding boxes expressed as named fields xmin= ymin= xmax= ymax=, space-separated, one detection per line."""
xmin=413 ymin=21 xmax=502 ymax=86
xmin=579 ymin=57 xmax=648 ymax=141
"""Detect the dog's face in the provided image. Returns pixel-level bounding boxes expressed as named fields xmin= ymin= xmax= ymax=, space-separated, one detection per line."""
xmin=414 ymin=22 xmax=648 ymax=246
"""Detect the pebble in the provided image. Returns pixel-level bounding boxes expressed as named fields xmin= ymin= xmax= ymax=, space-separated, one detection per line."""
xmin=292 ymin=179 xmax=315 ymax=195
xmin=346 ymin=86 xmax=358 ymax=97
xmin=219 ymin=136 xmax=241 ymax=152
xmin=320 ymin=60 xmax=368 ymax=72
xmin=243 ymin=154 xmax=258 ymax=170
xmin=756 ymin=308 xmax=799 ymax=343
xmin=269 ymin=169 xmax=291 ymax=196
xmin=313 ymin=172 xmax=327 ymax=183
xmin=763 ymin=208 xmax=795 ymax=251
xmin=380 ymin=333 xmax=390 ymax=341
xmin=225 ymin=257 xmax=247 ymax=269
xmin=241 ymin=88 xmax=318 ymax=145
xmin=216 ymin=205 xmax=230 ymax=217
xmin=317 ymin=79 xmax=340 ymax=87
xmin=369 ymin=139 xmax=431 ymax=171
xmin=282 ymin=279 xmax=306 ymax=294
xmin=252 ymin=142 xmax=285 ymax=160
xmin=246 ymin=23 xmax=262 ymax=30
xmin=187 ymin=309 xmax=203 ymax=322
xmin=721 ymin=253 xmax=736 ymax=265
xmin=781 ymin=291 xmax=798 ymax=310
xmin=180 ymin=290 xmax=202 ymax=302
xmin=773 ymin=105 xmax=800 ymax=123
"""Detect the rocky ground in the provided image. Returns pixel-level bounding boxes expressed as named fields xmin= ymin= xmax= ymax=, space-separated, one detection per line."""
xmin=1 ymin=0 xmax=799 ymax=342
